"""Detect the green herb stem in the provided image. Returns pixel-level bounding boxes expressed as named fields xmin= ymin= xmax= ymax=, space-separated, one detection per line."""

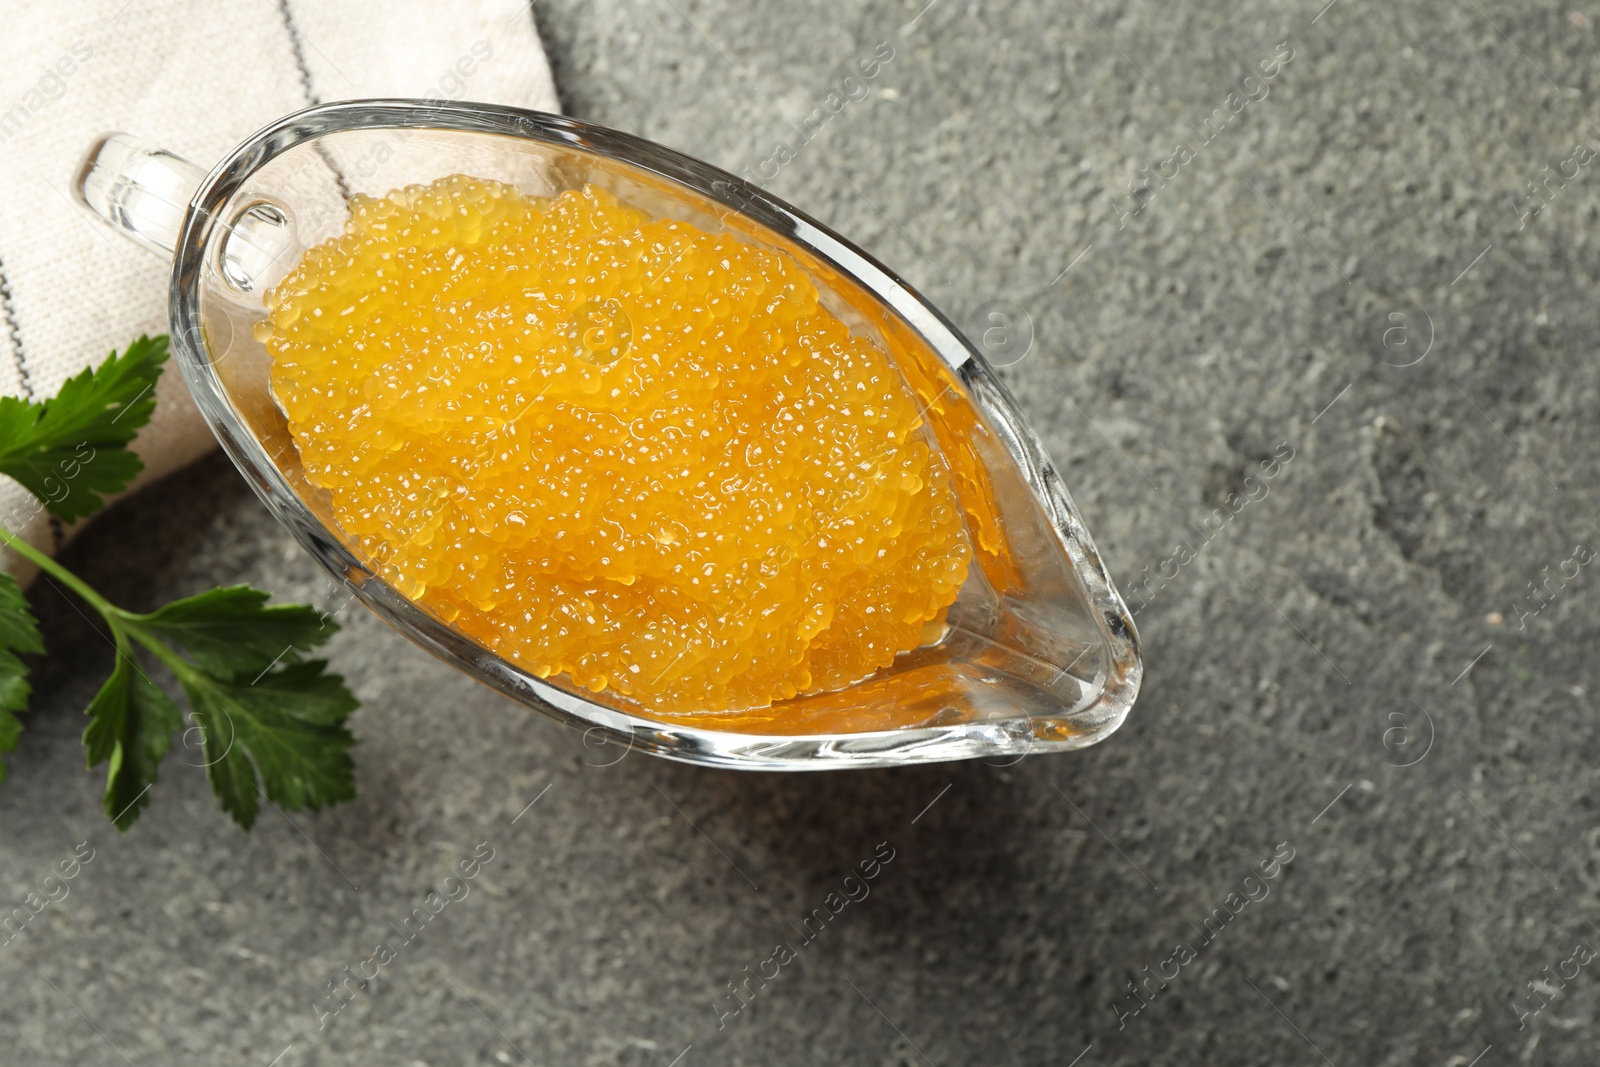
xmin=0 ymin=522 xmax=198 ymax=683
xmin=122 ymin=623 xmax=202 ymax=685
xmin=0 ymin=523 xmax=117 ymax=617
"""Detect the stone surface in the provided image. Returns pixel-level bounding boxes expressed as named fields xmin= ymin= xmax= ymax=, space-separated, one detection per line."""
xmin=4 ymin=1 xmax=1600 ymax=1064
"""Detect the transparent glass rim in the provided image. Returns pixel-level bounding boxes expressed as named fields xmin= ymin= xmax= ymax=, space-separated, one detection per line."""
xmin=168 ymin=98 xmax=1141 ymax=770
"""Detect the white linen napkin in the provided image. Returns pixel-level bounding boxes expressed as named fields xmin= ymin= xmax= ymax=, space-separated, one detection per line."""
xmin=0 ymin=0 xmax=559 ymax=569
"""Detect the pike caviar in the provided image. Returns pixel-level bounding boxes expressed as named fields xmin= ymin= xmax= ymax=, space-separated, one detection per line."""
xmin=263 ymin=176 xmax=971 ymax=714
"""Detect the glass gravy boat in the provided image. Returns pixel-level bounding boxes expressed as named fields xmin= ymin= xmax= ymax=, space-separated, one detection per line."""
xmin=75 ymin=100 xmax=1140 ymax=769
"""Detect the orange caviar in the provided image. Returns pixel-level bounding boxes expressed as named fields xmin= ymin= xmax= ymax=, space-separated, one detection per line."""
xmin=263 ymin=175 xmax=971 ymax=714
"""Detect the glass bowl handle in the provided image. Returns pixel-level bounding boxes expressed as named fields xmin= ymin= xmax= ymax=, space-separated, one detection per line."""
xmin=75 ymin=133 xmax=204 ymax=257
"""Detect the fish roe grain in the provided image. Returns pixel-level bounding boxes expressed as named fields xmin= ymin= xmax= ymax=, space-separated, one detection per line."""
xmin=265 ymin=176 xmax=970 ymax=713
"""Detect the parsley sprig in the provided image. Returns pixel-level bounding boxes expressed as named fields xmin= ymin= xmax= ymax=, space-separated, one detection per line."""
xmin=0 ymin=336 xmax=358 ymax=830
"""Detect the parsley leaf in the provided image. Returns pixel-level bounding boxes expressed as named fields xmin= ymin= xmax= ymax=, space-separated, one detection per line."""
xmin=126 ymin=590 xmax=355 ymax=831
xmin=0 ymin=335 xmax=167 ymax=522
xmin=135 ymin=586 xmax=333 ymax=678
xmin=0 ymin=570 xmax=43 ymax=785
xmin=0 ymin=333 xmax=362 ymax=831
xmin=81 ymin=645 xmax=184 ymax=829
xmin=179 ymin=659 xmax=357 ymax=830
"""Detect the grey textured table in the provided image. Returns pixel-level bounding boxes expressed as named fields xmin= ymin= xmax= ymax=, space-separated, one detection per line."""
xmin=4 ymin=1 xmax=1599 ymax=1064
